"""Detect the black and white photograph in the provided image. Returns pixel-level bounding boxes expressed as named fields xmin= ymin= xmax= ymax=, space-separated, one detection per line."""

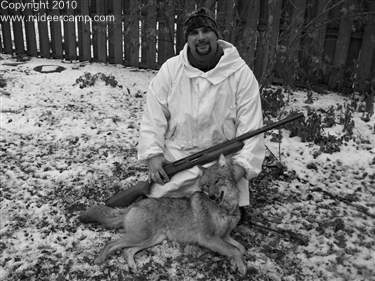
xmin=1 ymin=0 xmax=374 ymax=280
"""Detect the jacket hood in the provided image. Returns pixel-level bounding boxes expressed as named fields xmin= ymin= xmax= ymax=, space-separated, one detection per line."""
xmin=181 ymin=40 xmax=246 ymax=85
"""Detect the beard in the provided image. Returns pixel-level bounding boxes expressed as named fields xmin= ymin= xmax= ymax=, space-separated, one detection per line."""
xmin=195 ymin=43 xmax=212 ymax=56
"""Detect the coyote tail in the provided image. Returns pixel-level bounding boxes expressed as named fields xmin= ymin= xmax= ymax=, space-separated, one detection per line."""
xmin=78 ymin=205 xmax=128 ymax=229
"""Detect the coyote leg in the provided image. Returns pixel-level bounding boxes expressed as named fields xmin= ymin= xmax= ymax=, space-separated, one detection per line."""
xmin=197 ymin=236 xmax=246 ymax=275
xmin=95 ymin=233 xmax=166 ymax=268
xmin=123 ymin=234 xmax=166 ymax=271
xmin=95 ymin=236 xmax=131 ymax=265
xmin=222 ymin=235 xmax=245 ymax=255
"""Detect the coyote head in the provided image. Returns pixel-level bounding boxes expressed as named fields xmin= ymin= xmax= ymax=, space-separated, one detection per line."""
xmin=199 ymin=155 xmax=240 ymax=208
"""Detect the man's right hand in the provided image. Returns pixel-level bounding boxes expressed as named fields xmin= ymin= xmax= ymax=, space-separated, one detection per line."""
xmin=147 ymin=155 xmax=170 ymax=185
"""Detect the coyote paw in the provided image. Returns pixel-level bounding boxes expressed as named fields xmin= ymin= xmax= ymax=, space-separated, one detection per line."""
xmin=237 ymin=263 xmax=247 ymax=276
xmin=123 ymin=249 xmax=137 ymax=272
xmin=94 ymin=256 xmax=105 ymax=265
xmin=128 ymin=264 xmax=138 ymax=273
xmin=237 ymin=243 xmax=246 ymax=255
xmin=230 ymin=258 xmax=247 ymax=276
xmin=126 ymin=260 xmax=137 ymax=273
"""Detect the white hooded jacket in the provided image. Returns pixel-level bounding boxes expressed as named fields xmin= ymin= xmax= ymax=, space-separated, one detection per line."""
xmin=138 ymin=40 xmax=265 ymax=200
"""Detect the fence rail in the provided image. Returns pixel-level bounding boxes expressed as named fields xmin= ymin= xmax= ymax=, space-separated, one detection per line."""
xmin=0 ymin=0 xmax=374 ymax=91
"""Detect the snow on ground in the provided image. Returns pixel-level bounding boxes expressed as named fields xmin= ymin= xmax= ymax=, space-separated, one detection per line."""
xmin=0 ymin=55 xmax=374 ymax=281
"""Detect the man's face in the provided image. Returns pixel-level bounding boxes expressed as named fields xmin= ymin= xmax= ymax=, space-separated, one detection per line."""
xmin=187 ymin=27 xmax=218 ymax=57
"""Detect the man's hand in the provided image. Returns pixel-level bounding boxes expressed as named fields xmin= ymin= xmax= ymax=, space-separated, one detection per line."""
xmin=147 ymin=155 xmax=170 ymax=185
xmin=224 ymin=155 xmax=246 ymax=182
xmin=232 ymin=164 xmax=246 ymax=182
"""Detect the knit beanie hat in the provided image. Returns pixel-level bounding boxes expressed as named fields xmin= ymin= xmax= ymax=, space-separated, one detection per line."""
xmin=183 ymin=7 xmax=219 ymax=40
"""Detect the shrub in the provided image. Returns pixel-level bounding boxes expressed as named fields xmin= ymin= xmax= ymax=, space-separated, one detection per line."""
xmin=75 ymin=72 xmax=122 ymax=89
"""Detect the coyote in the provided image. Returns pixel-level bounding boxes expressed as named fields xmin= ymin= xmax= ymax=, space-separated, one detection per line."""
xmin=79 ymin=154 xmax=246 ymax=275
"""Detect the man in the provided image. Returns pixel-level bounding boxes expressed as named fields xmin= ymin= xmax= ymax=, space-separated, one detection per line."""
xmin=137 ymin=7 xmax=265 ymax=211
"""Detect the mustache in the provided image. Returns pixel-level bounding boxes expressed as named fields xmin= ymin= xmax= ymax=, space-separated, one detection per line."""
xmin=196 ymin=38 xmax=209 ymax=45
xmin=196 ymin=42 xmax=209 ymax=47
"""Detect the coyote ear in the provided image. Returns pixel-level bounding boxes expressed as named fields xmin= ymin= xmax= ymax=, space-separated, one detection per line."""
xmin=218 ymin=154 xmax=226 ymax=167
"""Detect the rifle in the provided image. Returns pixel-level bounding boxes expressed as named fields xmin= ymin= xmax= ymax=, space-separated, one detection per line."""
xmin=105 ymin=112 xmax=304 ymax=208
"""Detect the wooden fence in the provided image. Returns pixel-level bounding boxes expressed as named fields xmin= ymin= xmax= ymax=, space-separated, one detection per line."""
xmin=0 ymin=0 xmax=374 ymax=91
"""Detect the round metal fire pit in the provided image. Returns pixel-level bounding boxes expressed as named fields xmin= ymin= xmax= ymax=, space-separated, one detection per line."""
xmin=33 ymin=65 xmax=66 ymax=73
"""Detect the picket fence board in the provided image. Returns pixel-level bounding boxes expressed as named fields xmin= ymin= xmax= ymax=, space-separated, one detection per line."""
xmin=51 ymin=9 xmax=63 ymax=59
xmin=78 ymin=0 xmax=91 ymax=62
xmin=111 ymin=0 xmax=123 ymax=64
xmin=205 ymin=0 xmax=216 ymax=11
xmin=157 ymin=0 xmax=175 ymax=66
xmin=1 ymin=8 xmax=13 ymax=54
xmin=64 ymin=5 xmax=77 ymax=61
xmin=356 ymin=1 xmax=375 ymax=90
xmin=125 ymin=0 xmax=140 ymax=67
xmin=95 ymin=0 xmax=107 ymax=63
xmin=253 ymin=0 xmax=283 ymax=80
xmin=24 ymin=0 xmax=38 ymax=57
xmin=217 ymin=0 xmax=238 ymax=43
xmin=329 ymin=1 xmax=354 ymax=89
xmin=175 ymin=1 xmax=195 ymax=54
xmin=310 ymin=0 xmax=329 ymax=59
xmin=252 ymin=0 xmax=268 ymax=79
xmin=237 ymin=0 xmax=260 ymax=68
xmin=145 ymin=0 xmax=157 ymax=69
xmin=37 ymin=7 xmax=50 ymax=59
xmin=288 ymin=0 xmax=308 ymax=61
xmin=12 ymin=0 xmax=25 ymax=55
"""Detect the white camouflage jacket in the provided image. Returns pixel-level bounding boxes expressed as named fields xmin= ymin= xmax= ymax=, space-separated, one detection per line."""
xmin=138 ymin=40 xmax=265 ymax=180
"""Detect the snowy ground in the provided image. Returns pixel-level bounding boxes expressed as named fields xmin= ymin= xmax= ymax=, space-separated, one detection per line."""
xmin=1 ymin=55 xmax=374 ymax=281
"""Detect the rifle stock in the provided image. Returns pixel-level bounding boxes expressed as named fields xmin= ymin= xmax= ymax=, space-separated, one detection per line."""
xmin=105 ymin=112 xmax=304 ymax=208
xmin=105 ymin=180 xmax=151 ymax=208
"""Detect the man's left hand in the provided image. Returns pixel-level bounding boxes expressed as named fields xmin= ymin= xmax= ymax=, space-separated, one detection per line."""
xmin=232 ymin=165 xmax=246 ymax=182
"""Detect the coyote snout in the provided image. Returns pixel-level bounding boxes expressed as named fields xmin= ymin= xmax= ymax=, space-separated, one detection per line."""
xmin=209 ymin=190 xmax=224 ymax=204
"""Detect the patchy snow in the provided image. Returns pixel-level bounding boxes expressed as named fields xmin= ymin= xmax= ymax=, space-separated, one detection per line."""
xmin=1 ymin=55 xmax=374 ymax=281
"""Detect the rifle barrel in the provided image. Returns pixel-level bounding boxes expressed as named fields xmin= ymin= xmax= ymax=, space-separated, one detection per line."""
xmin=163 ymin=113 xmax=304 ymax=175
xmin=236 ymin=112 xmax=304 ymax=142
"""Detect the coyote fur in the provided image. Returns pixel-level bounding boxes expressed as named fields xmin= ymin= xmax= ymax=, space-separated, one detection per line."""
xmin=79 ymin=154 xmax=246 ymax=275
